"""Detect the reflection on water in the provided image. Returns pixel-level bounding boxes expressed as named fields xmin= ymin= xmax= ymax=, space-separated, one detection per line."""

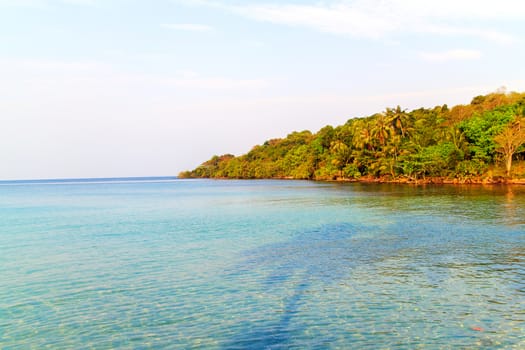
xmin=223 ymin=216 xmax=524 ymax=349
xmin=0 ymin=180 xmax=524 ymax=349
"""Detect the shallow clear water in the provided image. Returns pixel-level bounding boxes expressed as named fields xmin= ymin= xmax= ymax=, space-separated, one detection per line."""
xmin=1 ymin=179 xmax=524 ymax=349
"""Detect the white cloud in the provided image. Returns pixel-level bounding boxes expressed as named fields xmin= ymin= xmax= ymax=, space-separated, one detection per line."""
xmin=161 ymin=23 xmax=214 ymax=32
xmin=0 ymin=58 xmax=269 ymax=101
xmin=424 ymin=25 xmax=517 ymax=45
xmin=384 ymin=0 xmax=525 ymax=20
xmin=137 ymin=70 xmax=269 ymax=89
xmin=5 ymin=58 xmax=109 ymax=72
xmin=0 ymin=0 xmax=96 ymax=6
xmin=230 ymin=3 xmax=397 ymax=39
xmin=419 ymin=49 xmax=482 ymax=62
xmin=185 ymin=0 xmax=522 ymax=44
xmin=60 ymin=0 xmax=96 ymax=5
xmin=0 ymin=0 xmax=46 ymax=7
xmin=172 ymin=77 xmax=268 ymax=89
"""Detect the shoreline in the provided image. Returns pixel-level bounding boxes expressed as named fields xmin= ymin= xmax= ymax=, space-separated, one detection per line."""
xmin=186 ymin=175 xmax=525 ymax=185
xmin=326 ymin=176 xmax=525 ymax=185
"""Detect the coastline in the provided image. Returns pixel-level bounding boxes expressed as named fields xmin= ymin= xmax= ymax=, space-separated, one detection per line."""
xmin=185 ymin=175 xmax=525 ymax=185
xmin=181 ymin=92 xmax=525 ymax=186
xmin=327 ymin=175 xmax=525 ymax=185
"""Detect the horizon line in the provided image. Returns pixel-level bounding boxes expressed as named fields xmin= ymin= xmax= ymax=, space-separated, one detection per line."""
xmin=0 ymin=175 xmax=179 ymax=184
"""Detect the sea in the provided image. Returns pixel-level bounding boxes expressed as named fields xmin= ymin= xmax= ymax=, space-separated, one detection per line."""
xmin=1 ymin=178 xmax=524 ymax=349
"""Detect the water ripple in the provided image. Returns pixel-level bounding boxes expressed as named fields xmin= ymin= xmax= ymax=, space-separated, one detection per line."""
xmin=1 ymin=180 xmax=524 ymax=349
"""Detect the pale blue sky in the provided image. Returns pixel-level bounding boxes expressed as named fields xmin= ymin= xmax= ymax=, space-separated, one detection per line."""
xmin=1 ymin=0 xmax=525 ymax=179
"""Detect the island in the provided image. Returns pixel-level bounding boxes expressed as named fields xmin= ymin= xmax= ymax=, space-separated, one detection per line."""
xmin=180 ymin=91 xmax=525 ymax=184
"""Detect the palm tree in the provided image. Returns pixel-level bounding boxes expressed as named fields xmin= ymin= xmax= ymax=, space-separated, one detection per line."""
xmin=444 ymin=126 xmax=467 ymax=153
xmin=385 ymin=106 xmax=410 ymax=138
xmin=330 ymin=140 xmax=351 ymax=177
xmin=351 ymin=120 xmax=373 ymax=151
xmin=371 ymin=113 xmax=393 ymax=147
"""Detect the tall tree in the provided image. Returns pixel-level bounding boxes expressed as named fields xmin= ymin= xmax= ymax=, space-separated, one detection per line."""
xmin=352 ymin=120 xmax=373 ymax=151
xmin=330 ymin=140 xmax=351 ymax=177
xmin=371 ymin=113 xmax=393 ymax=147
xmin=494 ymin=117 xmax=525 ymax=177
xmin=386 ymin=106 xmax=410 ymax=137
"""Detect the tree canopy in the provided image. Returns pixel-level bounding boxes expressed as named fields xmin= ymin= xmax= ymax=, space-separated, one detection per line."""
xmin=180 ymin=91 xmax=525 ymax=182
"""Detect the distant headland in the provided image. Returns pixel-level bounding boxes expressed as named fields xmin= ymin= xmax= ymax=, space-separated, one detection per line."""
xmin=180 ymin=91 xmax=525 ymax=184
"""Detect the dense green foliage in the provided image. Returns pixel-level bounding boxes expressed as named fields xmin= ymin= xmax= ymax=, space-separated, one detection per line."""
xmin=180 ymin=92 xmax=525 ymax=181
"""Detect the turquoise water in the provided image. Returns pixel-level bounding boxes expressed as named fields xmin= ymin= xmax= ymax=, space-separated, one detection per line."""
xmin=1 ymin=179 xmax=524 ymax=349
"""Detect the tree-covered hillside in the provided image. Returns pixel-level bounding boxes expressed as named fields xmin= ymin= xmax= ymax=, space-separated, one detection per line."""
xmin=180 ymin=91 xmax=525 ymax=182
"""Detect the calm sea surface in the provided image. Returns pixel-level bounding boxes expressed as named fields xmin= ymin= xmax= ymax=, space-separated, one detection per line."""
xmin=1 ymin=178 xmax=524 ymax=349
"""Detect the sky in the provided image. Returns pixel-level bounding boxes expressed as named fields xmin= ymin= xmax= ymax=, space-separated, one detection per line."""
xmin=1 ymin=0 xmax=525 ymax=180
